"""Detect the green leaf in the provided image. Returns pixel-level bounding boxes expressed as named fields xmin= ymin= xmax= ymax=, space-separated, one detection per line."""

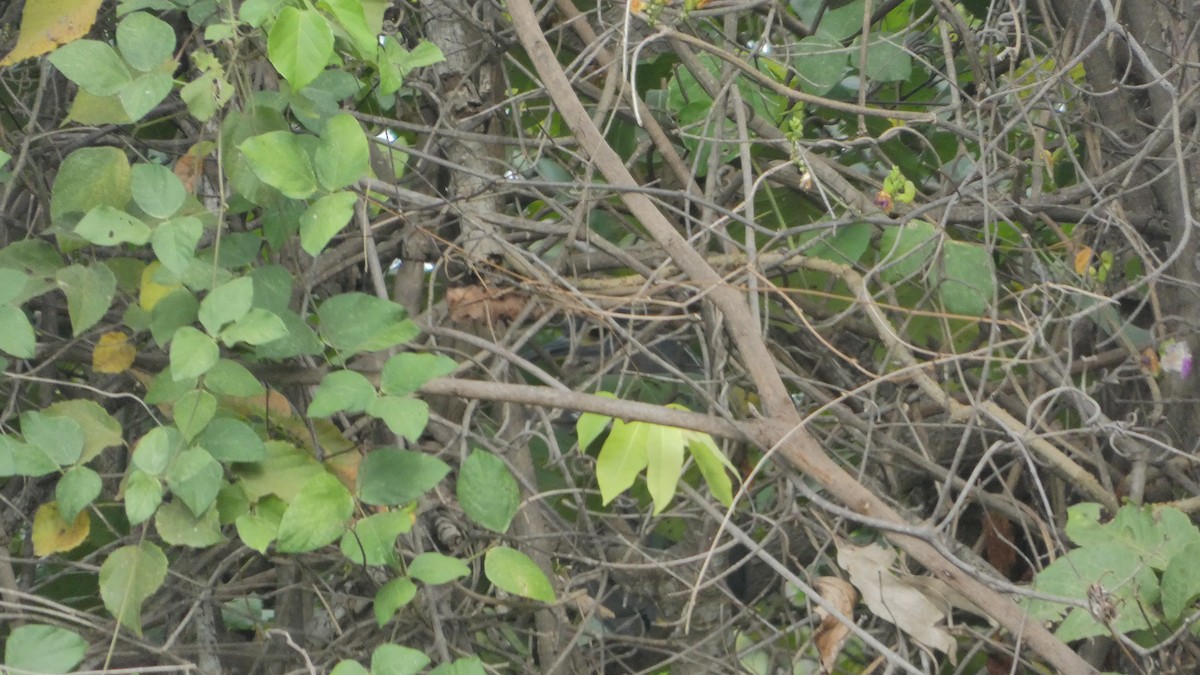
xmin=6 ymin=434 xmax=58 ymax=476
xmin=56 ymin=466 xmax=102 ymax=523
xmin=51 ymin=147 xmax=132 ymax=220
xmin=155 ymin=499 xmax=224 ymax=548
xmin=792 ymin=35 xmax=848 ymax=95
xmin=643 ymin=423 xmax=685 ymax=515
xmin=380 ymin=352 xmax=458 ymax=396
xmin=934 ymin=240 xmax=995 ymax=316
xmin=367 ymin=395 xmax=429 ymax=443
xmin=316 ymin=114 xmax=370 ymax=190
xmin=0 ymin=304 xmax=36 ymax=357
xmin=268 ymin=7 xmax=334 ymax=91
xmin=233 ymin=441 xmax=324 ymax=502
xmin=332 ymin=661 xmax=372 ymax=675
xmin=150 ymin=288 xmax=199 ymax=346
xmin=239 ymin=130 xmax=318 ymax=199
xmin=75 ymin=205 xmax=151 ymax=246
xmin=0 ymin=269 xmax=30 ymax=305
xmin=99 ymin=541 xmax=168 ymax=636
xmin=44 ymin=399 xmax=123 ymax=462
xmin=458 ymin=449 xmax=519 ymax=533
xmin=429 ymin=656 xmax=486 ymax=675
xmin=812 ymin=0 xmax=866 ymax=41
xmin=170 ymin=326 xmax=220 ymax=380
xmin=850 ymin=32 xmax=912 ymax=83
xmin=799 ymin=221 xmax=872 ymax=264
xmin=299 ymin=190 xmax=358 ymax=255
xmin=484 ymin=546 xmax=555 ymax=602
xmin=48 ymin=40 xmax=132 ymax=96
xmin=174 ymin=388 xmax=217 ymax=443
xmin=684 ymin=430 xmax=736 ymax=506
xmin=236 ymin=496 xmax=286 ymax=554
xmin=198 ymin=417 xmax=266 ymax=462
xmin=152 ymin=217 xmax=204 ymax=275
xmin=319 ymin=0 xmax=377 ymax=56
xmin=239 ymin=0 xmax=287 ymax=26
xmin=1026 ymin=541 xmax=1159 ymax=641
xmin=409 ymin=551 xmax=470 ymax=585
xmin=595 ymin=419 xmax=649 ymax=505
xmin=308 ymin=369 xmax=377 ymax=416
xmin=318 ymin=292 xmax=419 ymax=357
xmin=133 ymin=425 xmax=184 ymax=475
xmin=199 ymin=277 xmax=255 ymax=335
xmin=124 ymin=469 xmax=163 ymax=525
xmin=358 ymin=447 xmax=450 ymax=506
xmin=878 ymin=220 xmax=938 ymax=283
xmin=166 ymin=445 xmax=223 ymax=515
xmin=117 ymin=70 xmax=174 ymax=122
xmin=201 ymin=361 xmax=263 ymax=398
xmin=370 ymin=643 xmax=431 ymax=675
xmin=55 ymin=263 xmax=116 ymax=336
xmin=576 ymin=392 xmax=616 ymax=450
xmin=132 ymin=163 xmax=186 ymax=219
xmin=3 ymin=624 xmax=88 ymax=674
xmin=220 ymin=308 xmax=290 ymax=346
xmin=340 ymin=510 xmax=413 ymax=566
xmin=374 ymin=577 xmax=417 ymax=626
xmin=1162 ymin=540 xmax=1200 ymax=620
xmin=117 ymin=12 xmax=176 ymax=72
xmin=276 ymin=472 xmax=354 ymax=553
xmin=22 ymin=411 xmax=85 ymax=466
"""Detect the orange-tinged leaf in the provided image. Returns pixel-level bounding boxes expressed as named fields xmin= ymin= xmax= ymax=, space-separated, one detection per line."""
xmin=174 ymin=151 xmax=205 ymax=195
xmin=0 ymin=0 xmax=104 ymax=66
xmin=812 ymin=576 xmax=857 ymax=673
xmin=32 ymin=502 xmax=91 ymax=555
xmin=1073 ymin=246 xmax=1093 ymax=276
xmin=93 ymin=331 xmax=136 ymax=374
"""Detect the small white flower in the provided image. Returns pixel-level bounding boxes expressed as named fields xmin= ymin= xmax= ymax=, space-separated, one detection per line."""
xmin=1160 ymin=340 xmax=1193 ymax=378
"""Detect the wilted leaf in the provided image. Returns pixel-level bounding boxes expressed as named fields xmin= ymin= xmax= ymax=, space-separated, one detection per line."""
xmin=0 ymin=0 xmax=104 ymax=65
xmin=812 ymin=576 xmax=857 ymax=673
xmin=445 ymin=285 xmax=529 ymax=323
xmin=93 ymin=331 xmax=136 ymax=373
xmin=32 ymin=502 xmax=90 ymax=555
xmin=837 ymin=542 xmax=955 ymax=654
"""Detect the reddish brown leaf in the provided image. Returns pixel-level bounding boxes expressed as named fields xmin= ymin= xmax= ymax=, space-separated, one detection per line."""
xmin=812 ymin=576 xmax=857 ymax=673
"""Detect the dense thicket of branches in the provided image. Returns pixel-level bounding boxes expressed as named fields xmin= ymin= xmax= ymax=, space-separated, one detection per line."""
xmin=3 ymin=0 xmax=1200 ymax=673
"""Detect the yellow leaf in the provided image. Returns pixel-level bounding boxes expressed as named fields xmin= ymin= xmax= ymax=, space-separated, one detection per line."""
xmin=93 ymin=331 xmax=136 ymax=374
xmin=139 ymin=261 xmax=179 ymax=311
xmin=0 ymin=0 xmax=105 ymax=66
xmin=1073 ymin=246 xmax=1093 ymax=276
xmin=32 ymin=502 xmax=91 ymax=556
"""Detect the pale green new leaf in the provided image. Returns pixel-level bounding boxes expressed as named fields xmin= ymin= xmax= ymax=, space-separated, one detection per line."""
xmin=595 ymin=419 xmax=648 ymax=505
xmin=268 ymin=7 xmax=334 ymax=91
xmin=99 ymin=541 xmax=168 ymax=635
xmin=484 ymin=546 xmax=555 ymax=602
xmin=299 ymin=190 xmax=357 ymax=255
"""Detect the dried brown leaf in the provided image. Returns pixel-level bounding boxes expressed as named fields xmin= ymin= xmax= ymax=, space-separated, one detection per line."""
xmin=837 ymin=541 xmax=956 ymax=655
xmin=812 ymin=576 xmax=857 ymax=673
xmin=446 ymin=285 xmax=529 ymax=323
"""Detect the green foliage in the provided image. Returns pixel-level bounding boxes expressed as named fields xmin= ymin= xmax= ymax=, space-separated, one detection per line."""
xmin=484 ymin=546 xmax=556 ymax=603
xmin=577 ymin=395 xmax=737 ymax=514
xmin=3 ymin=624 xmax=88 ymax=674
xmin=458 ymin=449 xmax=520 ymax=533
xmin=1024 ymin=503 xmax=1200 ymax=642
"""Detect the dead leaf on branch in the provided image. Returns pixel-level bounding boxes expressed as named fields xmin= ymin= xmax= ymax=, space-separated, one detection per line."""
xmin=812 ymin=576 xmax=857 ymax=673
xmin=446 ymin=285 xmax=530 ymax=323
xmin=836 ymin=541 xmax=957 ymax=657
